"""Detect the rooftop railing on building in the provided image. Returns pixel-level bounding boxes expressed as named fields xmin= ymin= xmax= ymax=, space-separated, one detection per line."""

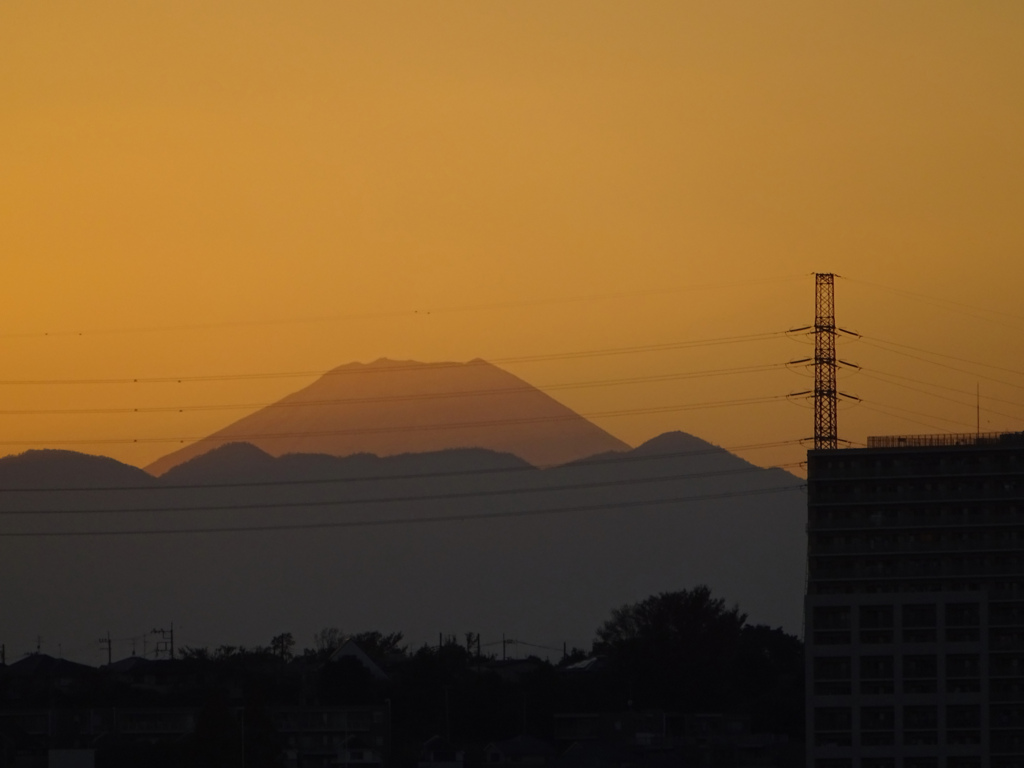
xmin=866 ymin=432 xmax=1024 ymax=449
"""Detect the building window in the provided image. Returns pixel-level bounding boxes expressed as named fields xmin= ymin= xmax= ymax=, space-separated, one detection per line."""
xmin=991 ymin=704 xmax=1024 ymax=728
xmin=860 ymin=706 xmax=894 ymax=746
xmin=860 ymin=731 xmax=894 ymax=746
xmin=860 ymin=655 xmax=894 ymax=695
xmin=904 ymin=705 xmax=937 ymax=728
xmin=992 ymin=730 xmax=1024 ymax=753
xmin=904 ymin=705 xmax=938 ymax=745
xmin=859 ymin=605 xmax=894 ymax=643
xmin=948 ymin=705 xmax=981 ymax=730
xmin=903 ymin=654 xmax=937 ymax=694
xmin=946 ymin=654 xmax=981 ymax=692
xmin=991 ymin=654 xmax=1024 ymax=678
xmin=813 ymin=606 xmax=851 ymax=645
xmin=813 ymin=656 xmax=852 ymax=696
xmin=902 ymin=603 xmax=937 ymax=642
xmin=813 ymin=706 xmax=851 ymax=746
xmin=946 ymin=602 xmax=981 ymax=642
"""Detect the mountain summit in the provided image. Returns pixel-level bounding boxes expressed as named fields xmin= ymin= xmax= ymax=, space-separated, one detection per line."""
xmin=145 ymin=358 xmax=630 ymax=475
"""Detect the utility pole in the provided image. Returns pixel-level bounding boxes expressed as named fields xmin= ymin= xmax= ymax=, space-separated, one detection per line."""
xmin=385 ymin=698 xmax=392 ymax=767
xmin=99 ymin=632 xmax=112 ymax=666
xmin=501 ymin=635 xmax=517 ymax=660
xmin=444 ymin=686 xmax=451 ymax=743
xmin=152 ymin=625 xmax=175 ymax=660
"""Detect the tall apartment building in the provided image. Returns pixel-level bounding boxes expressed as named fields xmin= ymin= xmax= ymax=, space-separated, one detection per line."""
xmin=805 ymin=432 xmax=1024 ymax=768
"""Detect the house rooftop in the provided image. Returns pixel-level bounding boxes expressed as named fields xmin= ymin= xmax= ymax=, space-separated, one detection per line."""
xmin=6 ymin=654 xmax=95 ymax=677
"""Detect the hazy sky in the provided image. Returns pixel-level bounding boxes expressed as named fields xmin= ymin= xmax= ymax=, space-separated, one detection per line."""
xmin=2 ymin=1 xmax=1024 ymax=471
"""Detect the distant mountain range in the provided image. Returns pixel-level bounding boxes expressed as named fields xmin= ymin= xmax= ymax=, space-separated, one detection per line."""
xmin=145 ymin=359 xmax=630 ymax=475
xmin=0 ymin=358 xmax=806 ymax=662
xmin=0 ymin=434 xmax=805 ymax=663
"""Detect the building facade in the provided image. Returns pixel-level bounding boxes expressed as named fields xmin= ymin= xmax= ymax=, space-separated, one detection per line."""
xmin=806 ymin=432 xmax=1024 ymax=768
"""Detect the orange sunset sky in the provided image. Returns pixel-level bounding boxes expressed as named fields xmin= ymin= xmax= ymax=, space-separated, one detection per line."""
xmin=2 ymin=1 xmax=1023 ymax=473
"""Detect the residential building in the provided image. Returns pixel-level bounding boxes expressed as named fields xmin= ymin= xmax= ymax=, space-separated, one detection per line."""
xmin=806 ymin=432 xmax=1024 ymax=768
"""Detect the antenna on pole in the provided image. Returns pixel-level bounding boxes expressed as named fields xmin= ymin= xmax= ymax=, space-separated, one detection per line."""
xmin=99 ymin=631 xmax=112 ymax=666
xmin=814 ymin=274 xmax=839 ymax=451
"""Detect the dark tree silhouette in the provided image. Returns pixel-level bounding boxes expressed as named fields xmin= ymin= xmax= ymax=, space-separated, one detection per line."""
xmin=306 ymin=628 xmax=405 ymax=662
xmin=351 ymin=630 xmax=406 ymax=662
xmin=595 ymin=585 xmax=747 ymax=651
xmin=311 ymin=627 xmax=342 ymax=657
xmin=735 ymin=624 xmax=805 ymax=736
xmin=593 ymin=585 xmax=748 ymax=710
xmin=269 ymin=633 xmax=295 ymax=662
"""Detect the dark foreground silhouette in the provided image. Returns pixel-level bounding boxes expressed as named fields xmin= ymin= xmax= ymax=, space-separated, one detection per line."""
xmin=0 ymin=587 xmax=804 ymax=768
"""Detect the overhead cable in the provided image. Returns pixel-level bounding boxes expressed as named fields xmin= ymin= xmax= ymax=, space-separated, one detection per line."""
xmin=0 ymin=332 xmax=790 ymax=386
xmin=0 ymin=363 xmax=789 ymax=416
xmin=858 ymin=371 xmax=1024 ymax=426
xmin=845 ymin=277 xmax=1024 ymax=330
xmin=862 ymin=337 xmax=1024 ymax=389
xmin=0 ymin=463 xmax=803 ymax=516
xmin=0 ymin=275 xmax=806 ymax=340
xmin=0 ymin=484 xmax=806 ymax=538
xmin=0 ymin=394 xmax=791 ymax=447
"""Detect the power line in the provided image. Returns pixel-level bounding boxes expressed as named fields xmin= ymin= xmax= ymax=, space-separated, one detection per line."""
xmin=858 ymin=371 xmax=1024 ymax=426
xmin=0 ymin=463 xmax=803 ymax=516
xmin=0 ymin=484 xmax=806 ymax=538
xmin=857 ymin=405 xmax=952 ymax=434
xmin=857 ymin=402 xmax=973 ymax=433
xmin=0 ymin=275 xmax=806 ymax=340
xmin=862 ymin=399 xmax=977 ymax=429
xmin=860 ymin=339 xmax=1024 ymax=392
xmin=858 ymin=369 xmax=1024 ymax=411
xmin=0 ymin=394 xmax=792 ymax=447
xmin=0 ymin=439 xmax=805 ymax=493
xmin=845 ymin=277 xmax=1024 ymax=330
xmin=0 ymin=332 xmax=789 ymax=386
xmin=0 ymin=363 xmax=789 ymax=416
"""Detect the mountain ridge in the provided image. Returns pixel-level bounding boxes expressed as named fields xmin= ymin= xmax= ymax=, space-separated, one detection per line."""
xmin=145 ymin=358 xmax=630 ymax=475
xmin=0 ymin=431 xmax=805 ymax=663
xmin=0 ymin=449 xmax=156 ymax=489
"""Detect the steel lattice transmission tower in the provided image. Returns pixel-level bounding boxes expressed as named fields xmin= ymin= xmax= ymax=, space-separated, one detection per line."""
xmin=814 ymin=273 xmax=838 ymax=450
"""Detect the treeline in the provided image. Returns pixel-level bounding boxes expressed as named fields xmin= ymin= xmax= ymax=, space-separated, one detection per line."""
xmin=172 ymin=586 xmax=804 ymax=762
xmin=0 ymin=586 xmax=803 ymax=767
